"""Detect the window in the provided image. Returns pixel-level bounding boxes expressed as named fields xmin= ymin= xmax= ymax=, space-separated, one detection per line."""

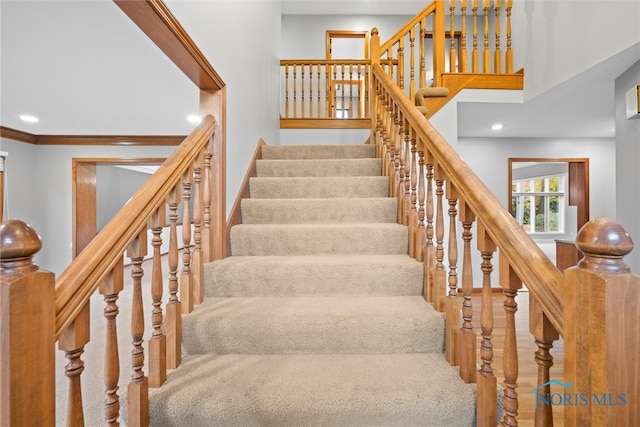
xmin=511 ymin=175 xmax=565 ymax=233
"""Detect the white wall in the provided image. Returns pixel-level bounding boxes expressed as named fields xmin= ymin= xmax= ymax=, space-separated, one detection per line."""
xmin=615 ymin=60 xmax=640 ymax=273
xmin=0 ymin=138 xmax=175 ymax=275
xmin=512 ymin=0 xmax=640 ymax=101
xmin=165 ymin=1 xmax=281 ymax=217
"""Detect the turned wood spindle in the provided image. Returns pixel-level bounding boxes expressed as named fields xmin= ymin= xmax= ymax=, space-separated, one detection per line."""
xmin=166 ymin=186 xmax=182 ymax=369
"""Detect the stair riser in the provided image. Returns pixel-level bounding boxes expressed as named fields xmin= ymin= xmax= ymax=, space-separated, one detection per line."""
xmin=230 ymin=224 xmax=409 ymax=256
xmin=256 ymin=159 xmax=381 ymax=177
xmin=182 ymin=297 xmax=444 ymax=355
xmin=240 ymin=198 xmax=397 ymax=224
xmin=249 ymin=176 xmax=389 ymax=199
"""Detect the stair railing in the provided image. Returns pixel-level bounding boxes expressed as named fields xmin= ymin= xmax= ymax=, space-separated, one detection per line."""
xmin=379 ymin=0 xmax=515 ymax=103
xmin=0 ymin=115 xmax=217 ymax=426
xmin=279 ymin=59 xmax=372 ymax=128
xmin=370 ymin=31 xmax=639 ymax=425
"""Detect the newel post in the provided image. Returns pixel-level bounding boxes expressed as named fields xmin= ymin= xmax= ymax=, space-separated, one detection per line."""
xmin=564 ymin=217 xmax=639 ymax=426
xmin=0 ymin=220 xmax=56 ymax=425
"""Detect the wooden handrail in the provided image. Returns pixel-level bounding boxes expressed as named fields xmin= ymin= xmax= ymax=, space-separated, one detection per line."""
xmin=371 ymin=63 xmax=564 ymax=333
xmin=380 ymin=3 xmax=436 ymax=53
xmin=54 ymin=115 xmax=216 ymax=339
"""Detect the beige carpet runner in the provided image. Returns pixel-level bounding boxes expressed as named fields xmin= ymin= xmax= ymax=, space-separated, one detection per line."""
xmin=149 ymin=143 xmax=475 ymax=426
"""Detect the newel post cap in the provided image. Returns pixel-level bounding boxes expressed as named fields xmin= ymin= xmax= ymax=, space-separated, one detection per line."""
xmin=575 ymin=217 xmax=633 ymax=273
xmin=0 ymin=219 xmax=42 ymax=276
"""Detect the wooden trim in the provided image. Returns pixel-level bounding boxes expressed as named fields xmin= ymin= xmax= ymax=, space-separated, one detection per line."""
xmin=0 ymin=127 xmax=186 ymax=146
xmin=326 ymin=30 xmax=369 ymax=60
xmin=113 ymin=0 xmax=225 ymax=91
xmin=225 ymin=139 xmax=266 ymax=257
xmin=509 ymin=157 xmax=590 ymax=234
xmin=36 ymin=135 xmax=186 ymax=146
xmin=36 ymin=135 xmax=185 ymax=146
xmin=280 ymin=118 xmax=370 ymax=129
xmin=0 ymin=126 xmax=37 ymax=144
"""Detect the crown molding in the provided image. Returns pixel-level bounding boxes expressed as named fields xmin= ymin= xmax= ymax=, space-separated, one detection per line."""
xmin=0 ymin=126 xmax=185 ymax=146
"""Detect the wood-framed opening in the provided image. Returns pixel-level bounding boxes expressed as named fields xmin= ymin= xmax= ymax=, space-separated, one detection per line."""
xmin=325 ymin=30 xmax=369 ymax=119
xmin=72 ymin=157 xmax=165 ymax=257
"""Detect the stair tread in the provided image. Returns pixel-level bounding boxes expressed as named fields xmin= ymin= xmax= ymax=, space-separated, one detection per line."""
xmin=149 ymin=353 xmax=475 ymax=427
xmin=249 ymin=176 xmax=389 ymax=198
xmin=241 ymin=197 xmax=397 ymax=224
xmin=230 ymin=223 xmax=409 ymax=256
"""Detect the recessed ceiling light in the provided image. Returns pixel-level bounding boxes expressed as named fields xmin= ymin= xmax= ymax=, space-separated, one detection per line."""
xmin=491 ymin=123 xmax=503 ymax=131
xmin=187 ymin=114 xmax=202 ymax=124
xmin=20 ymin=114 xmax=39 ymax=123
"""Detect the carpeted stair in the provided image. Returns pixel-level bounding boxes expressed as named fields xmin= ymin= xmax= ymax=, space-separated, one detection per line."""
xmin=149 ymin=143 xmax=475 ymax=426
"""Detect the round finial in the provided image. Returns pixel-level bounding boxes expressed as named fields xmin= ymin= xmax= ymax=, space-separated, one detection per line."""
xmin=0 ymin=219 xmax=42 ymax=261
xmin=371 ymin=27 xmax=379 ymax=36
xmin=575 ymin=217 xmax=633 ymax=273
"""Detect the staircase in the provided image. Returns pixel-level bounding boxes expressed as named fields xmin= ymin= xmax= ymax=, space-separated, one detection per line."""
xmin=149 ymin=143 xmax=475 ymax=426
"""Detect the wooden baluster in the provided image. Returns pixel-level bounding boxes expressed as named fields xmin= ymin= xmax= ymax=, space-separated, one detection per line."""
xmin=445 ymin=181 xmax=460 ymax=366
xmin=506 ymin=0 xmax=513 ymax=73
xmin=416 ymin=149 xmax=426 ymax=263
xmin=99 ymin=258 xmax=124 ymax=426
xmin=284 ymin=64 xmax=289 ymax=118
xmin=301 ymin=63 xmax=306 ymax=118
xmin=433 ymin=164 xmax=446 ymax=312
xmin=349 ymin=64 xmax=358 ymax=118
xmin=472 ymin=0 xmax=479 ymax=73
xmin=127 ymin=230 xmax=149 ymax=427
xmin=409 ymin=27 xmax=416 ymax=103
xmin=500 ymin=253 xmax=523 ymax=427
xmin=149 ymin=209 xmax=167 ymax=388
xmin=408 ymin=135 xmax=418 ymax=258
xmin=357 ymin=65 xmax=362 ymax=118
xmin=424 ymin=160 xmax=436 ymax=302
xmin=317 ymin=64 xmax=321 ymax=118
xmin=477 ymin=222 xmax=497 ymax=426
xmin=387 ymin=47 xmax=394 ymax=80
xmin=433 ymin=0 xmax=446 ymax=86
xmin=333 ymin=64 xmax=338 ymax=117
xmin=495 ymin=0 xmax=502 ymax=73
xmin=59 ymin=302 xmax=90 ymax=427
xmin=166 ymin=186 xmax=182 ymax=369
xmin=325 ymin=64 xmax=330 ymax=118
xmin=364 ymin=63 xmax=370 ymax=117
xmin=0 ymin=220 xmax=55 ymax=426
xmin=341 ymin=63 xmax=346 ymax=117
xmin=459 ymin=200 xmax=476 ymax=383
xmin=202 ymin=148 xmax=212 ymax=263
xmin=181 ymin=169 xmax=194 ymax=314
xmin=402 ymin=123 xmax=412 ymax=228
xmin=530 ymin=295 xmax=559 ymax=427
xmin=460 ymin=0 xmax=468 ymax=72
xmin=386 ymin=101 xmax=396 ymax=187
xmin=450 ymin=0 xmax=457 ymax=72
xmin=398 ymin=37 xmax=405 ymax=90
xmin=419 ymin=18 xmax=427 ymax=88
xmin=483 ymin=0 xmax=491 ymax=73
xmin=393 ymin=107 xmax=403 ymax=201
xmin=293 ymin=64 xmax=298 ymax=118
xmin=192 ymin=157 xmax=204 ymax=305
xmin=309 ymin=63 xmax=313 ymax=117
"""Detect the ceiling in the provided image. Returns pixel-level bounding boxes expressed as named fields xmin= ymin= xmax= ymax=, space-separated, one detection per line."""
xmin=1 ymin=1 xmax=638 ymax=140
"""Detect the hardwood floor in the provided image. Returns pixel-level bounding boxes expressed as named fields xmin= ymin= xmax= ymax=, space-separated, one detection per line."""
xmin=471 ymin=289 xmax=565 ymax=426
